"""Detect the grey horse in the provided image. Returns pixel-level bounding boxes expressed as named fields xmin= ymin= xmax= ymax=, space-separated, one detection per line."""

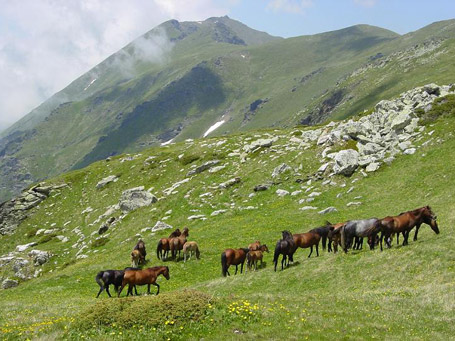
xmin=340 ymin=218 xmax=380 ymax=253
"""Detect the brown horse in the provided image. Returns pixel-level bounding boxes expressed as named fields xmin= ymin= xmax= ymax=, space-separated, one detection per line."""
xmin=247 ymin=244 xmax=269 ymax=270
xmin=293 ymin=231 xmax=321 ymax=258
xmin=170 ymin=227 xmax=189 ymax=260
xmin=118 ymin=266 xmax=170 ymax=297
xmin=156 ymin=228 xmax=181 ymax=260
xmin=273 ymin=231 xmax=296 ymax=271
xmin=133 ymin=239 xmax=146 ymax=264
xmin=221 ymin=248 xmax=249 ymax=276
xmin=183 ymin=241 xmax=200 ymax=262
xmin=131 ymin=249 xmax=143 ymax=268
xmin=248 ymin=240 xmax=261 ymax=251
xmin=378 ymin=206 xmax=439 ymax=250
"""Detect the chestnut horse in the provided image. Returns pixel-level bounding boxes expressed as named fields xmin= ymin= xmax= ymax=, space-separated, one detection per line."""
xmin=118 ymin=266 xmax=170 ymax=297
xmin=221 ymin=248 xmax=249 ymax=276
xmin=183 ymin=241 xmax=200 ymax=262
xmin=156 ymin=228 xmax=181 ymax=260
xmin=133 ymin=239 xmax=147 ymax=264
xmin=328 ymin=222 xmax=346 ymax=253
xmin=293 ymin=231 xmax=321 ymax=258
xmin=248 ymin=240 xmax=261 ymax=251
xmin=247 ymin=244 xmax=269 ymax=270
xmin=273 ymin=230 xmax=296 ymax=271
xmin=131 ymin=249 xmax=143 ymax=268
xmin=170 ymin=227 xmax=189 ymax=260
xmin=378 ymin=206 xmax=439 ymax=250
xmin=95 ymin=267 xmax=139 ymax=298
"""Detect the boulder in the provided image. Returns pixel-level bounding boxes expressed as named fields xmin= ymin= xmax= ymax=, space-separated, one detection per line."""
xmin=119 ymin=186 xmax=157 ymax=212
xmin=16 ymin=242 xmax=38 ymax=252
xmin=390 ymin=109 xmax=413 ymax=131
xmin=28 ymin=250 xmax=51 ymax=266
xmin=243 ymin=138 xmax=275 ymax=153
xmin=333 ymin=149 xmax=359 ymax=176
xmin=2 ymin=279 xmax=19 ymax=289
xmin=96 ymin=175 xmax=118 ymax=189
xmin=365 ymin=162 xmax=381 ymax=172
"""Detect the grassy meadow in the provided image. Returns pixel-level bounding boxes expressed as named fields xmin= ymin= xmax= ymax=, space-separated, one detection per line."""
xmin=1 ymin=104 xmax=455 ymax=340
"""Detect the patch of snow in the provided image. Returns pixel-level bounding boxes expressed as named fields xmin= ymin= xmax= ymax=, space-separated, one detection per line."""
xmin=83 ymin=78 xmax=97 ymax=91
xmin=161 ymin=138 xmax=174 ymax=146
xmin=203 ymin=120 xmax=225 ymax=138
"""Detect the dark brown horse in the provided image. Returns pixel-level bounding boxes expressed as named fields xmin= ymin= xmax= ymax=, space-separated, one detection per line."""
xmin=95 ymin=267 xmax=139 ymax=298
xmin=221 ymin=248 xmax=249 ymax=276
xmin=170 ymin=227 xmax=189 ymax=260
xmin=118 ymin=266 xmax=170 ymax=297
xmin=309 ymin=222 xmax=333 ymax=251
xmin=133 ymin=239 xmax=147 ymax=264
xmin=247 ymin=244 xmax=269 ymax=270
xmin=273 ymin=231 xmax=296 ymax=271
xmin=293 ymin=231 xmax=321 ymax=258
xmin=378 ymin=206 xmax=439 ymax=250
xmin=156 ymin=228 xmax=181 ymax=260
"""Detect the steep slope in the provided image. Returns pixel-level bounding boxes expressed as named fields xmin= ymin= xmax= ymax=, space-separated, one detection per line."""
xmin=1 ymin=18 xmax=455 ymax=202
xmin=0 ymin=87 xmax=454 ymax=339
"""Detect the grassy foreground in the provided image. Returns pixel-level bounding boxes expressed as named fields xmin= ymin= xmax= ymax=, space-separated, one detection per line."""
xmin=1 ymin=111 xmax=455 ymax=340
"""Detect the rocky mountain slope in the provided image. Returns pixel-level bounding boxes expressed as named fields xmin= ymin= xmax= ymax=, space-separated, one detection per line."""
xmin=0 ymin=17 xmax=454 ymax=202
xmin=0 ymin=84 xmax=454 ymax=339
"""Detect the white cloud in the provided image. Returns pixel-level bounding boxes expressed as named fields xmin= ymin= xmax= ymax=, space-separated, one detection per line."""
xmin=266 ymin=0 xmax=313 ymax=14
xmin=353 ymin=0 xmax=377 ymax=8
xmin=0 ymin=0 xmax=227 ymax=130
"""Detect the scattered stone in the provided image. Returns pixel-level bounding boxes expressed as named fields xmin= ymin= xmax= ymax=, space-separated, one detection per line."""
xmin=318 ymin=207 xmax=337 ymax=214
xmin=254 ymin=184 xmax=270 ymax=192
xmin=187 ymin=160 xmax=220 ymax=176
xmin=299 ymin=206 xmax=318 ymax=211
xmin=243 ymin=138 xmax=275 ymax=153
xmin=366 ymin=162 xmax=381 ymax=172
xmin=151 ymin=221 xmax=173 ymax=232
xmin=347 ymin=202 xmax=362 ymax=207
xmin=163 ymin=178 xmax=190 ymax=196
xmin=333 ymin=149 xmax=359 ymax=176
xmin=272 ymin=163 xmax=292 ymax=178
xmin=291 ymin=190 xmax=302 ymax=196
xmin=404 ymin=148 xmax=416 ymax=155
xmin=119 ymin=186 xmax=157 ymax=213
xmin=308 ymin=191 xmax=321 ymax=198
xmin=211 ymin=210 xmax=227 ymax=216
xmin=208 ymin=165 xmax=226 ymax=173
xmin=16 ymin=242 xmax=38 ymax=252
xmin=219 ymin=177 xmax=241 ymax=189
xmin=28 ymin=250 xmax=51 ymax=266
xmin=96 ymin=175 xmax=118 ymax=189
xmin=276 ymin=189 xmax=290 ymax=197
xmin=188 ymin=215 xmax=206 ymax=221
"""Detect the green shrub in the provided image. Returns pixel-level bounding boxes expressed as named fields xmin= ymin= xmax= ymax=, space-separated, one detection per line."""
xmin=26 ymin=227 xmax=39 ymax=238
xmin=449 ymin=85 xmax=455 ymax=92
xmin=74 ymin=290 xmax=213 ymax=330
xmin=92 ymin=237 xmax=109 ymax=248
xmin=420 ymin=94 xmax=455 ymax=124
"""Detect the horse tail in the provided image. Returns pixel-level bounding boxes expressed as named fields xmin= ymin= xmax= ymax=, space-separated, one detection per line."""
xmin=156 ymin=240 xmax=163 ymax=260
xmin=196 ymin=246 xmax=200 ymax=259
xmin=340 ymin=224 xmax=347 ymax=252
xmin=221 ymin=252 xmax=228 ymax=277
xmin=95 ymin=271 xmax=104 ymax=288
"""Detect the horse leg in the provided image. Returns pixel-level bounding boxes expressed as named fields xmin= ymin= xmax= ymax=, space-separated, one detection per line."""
xmin=414 ymin=224 xmax=421 ymax=241
xmin=105 ymin=285 xmax=112 ymax=298
xmin=134 ymin=285 xmax=138 ymax=296
xmin=147 ymin=284 xmax=151 ymax=295
xmin=308 ymin=246 xmax=313 ymax=258
xmin=118 ymin=283 xmax=126 ymax=297
xmin=96 ymin=285 xmax=105 ymax=298
xmin=281 ymin=255 xmax=286 ymax=270
xmin=240 ymin=262 xmax=244 ymax=274
xmin=235 ymin=265 xmax=238 ymax=275
xmin=153 ymin=283 xmax=160 ymax=295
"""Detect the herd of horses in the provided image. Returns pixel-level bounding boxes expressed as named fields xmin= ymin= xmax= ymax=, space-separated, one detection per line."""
xmin=222 ymin=206 xmax=439 ymax=274
xmin=95 ymin=205 xmax=439 ymax=297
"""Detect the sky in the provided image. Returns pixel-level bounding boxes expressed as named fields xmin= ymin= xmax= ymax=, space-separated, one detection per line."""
xmin=0 ymin=0 xmax=454 ymax=131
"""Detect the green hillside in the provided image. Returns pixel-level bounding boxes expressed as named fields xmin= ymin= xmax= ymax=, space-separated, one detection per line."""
xmin=0 ymin=89 xmax=455 ymax=339
xmin=0 ymin=17 xmax=454 ymax=204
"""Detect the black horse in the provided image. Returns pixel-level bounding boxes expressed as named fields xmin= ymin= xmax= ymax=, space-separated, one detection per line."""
xmin=309 ymin=222 xmax=334 ymax=252
xmin=95 ymin=267 xmax=139 ymax=298
xmin=273 ymin=230 xmax=296 ymax=271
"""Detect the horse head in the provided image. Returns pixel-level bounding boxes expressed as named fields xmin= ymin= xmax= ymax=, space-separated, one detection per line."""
xmin=282 ymin=230 xmax=293 ymax=240
xmin=424 ymin=206 xmax=440 ymax=234
xmin=163 ymin=266 xmax=170 ymax=280
xmin=261 ymin=244 xmax=269 ymax=253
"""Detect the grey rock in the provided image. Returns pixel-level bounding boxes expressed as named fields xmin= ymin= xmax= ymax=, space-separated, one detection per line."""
xmin=152 ymin=221 xmax=173 ymax=232
xmin=163 ymin=178 xmax=190 ymax=196
xmin=187 ymin=160 xmax=220 ymax=176
xmin=208 ymin=165 xmax=226 ymax=173
xmin=318 ymin=207 xmax=338 ymax=214
xmin=211 ymin=209 xmax=227 ymax=216
xmin=219 ymin=177 xmax=241 ymax=189
xmin=272 ymin=163 xmax=292 ymax=178
xmin=347 ymin=202 xmax=362 ymax=207
xmin=16 ymin=242 xmax=38 ymax=252
xmin=187 ymin=215 xmax=206 ymax=220
xmin=299 ymin=206 xmax=318 ymax=211
xmin=119 ymin=186 xmax=157 ymax=212
xmin=366 ymin=162 xmax=381 ymax=172
xmin=28 ymin=250 xmax=51 ymax=266
xmin=404 ymin=148 xmax=416 ymax=155
xmin=333 ymin=149 xmax=359 ymax=176
xmin=276 ymin=189 xmax=290 ymax=197
xmin=254 ymin=184 xmax=270 ymax=192
xmin=96 ymin=175 xmax=118 ymax=189
xmin=243 ymin=138 xmax=275 ymax=153
xmin=291 ymin=190 xmax=302 ymax=196
xmin=2 ymin=278 xmax=19 ymax=289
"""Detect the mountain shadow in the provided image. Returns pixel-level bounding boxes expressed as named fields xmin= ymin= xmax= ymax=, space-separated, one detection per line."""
xmin=74 ymin=63 xmax=225 ymax=169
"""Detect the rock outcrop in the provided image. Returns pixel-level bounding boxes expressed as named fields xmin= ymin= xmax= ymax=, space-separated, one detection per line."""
xmin=119 ymin=186 xmax=157 ymax=213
